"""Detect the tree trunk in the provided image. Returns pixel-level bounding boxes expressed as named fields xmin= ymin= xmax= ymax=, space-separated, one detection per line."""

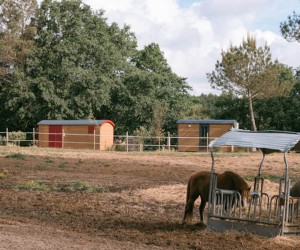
xmin=248 ymin=97 xmax=257 ymax=131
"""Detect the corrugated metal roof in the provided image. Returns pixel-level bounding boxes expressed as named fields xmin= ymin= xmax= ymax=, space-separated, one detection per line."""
xmin=209 ymin=129 xmax=300 ymax=152
xmin=176 ymin=119 xmax=237 ymax=125
xmin=37 ymin=120 xmax=115 ymax=127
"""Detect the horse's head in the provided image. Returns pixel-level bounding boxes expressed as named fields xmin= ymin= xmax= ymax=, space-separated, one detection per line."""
xmin=240 ymin=185 xmax=251 ymax=208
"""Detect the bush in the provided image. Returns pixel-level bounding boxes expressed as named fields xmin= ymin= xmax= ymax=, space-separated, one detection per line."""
xmin=0 ymin=131 xmax=27 ymax=146
xmin=9 ymin=131 xmax=26 ymax=146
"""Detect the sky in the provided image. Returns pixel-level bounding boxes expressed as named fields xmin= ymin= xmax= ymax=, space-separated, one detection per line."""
xmin=38 ymin=0 xmax=300 ymax=95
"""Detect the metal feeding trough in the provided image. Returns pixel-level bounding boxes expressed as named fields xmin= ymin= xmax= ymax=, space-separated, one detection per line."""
xmin=208 ymin=129 xmax=300 ymax=237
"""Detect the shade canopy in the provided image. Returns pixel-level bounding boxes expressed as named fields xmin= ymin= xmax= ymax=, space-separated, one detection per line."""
xmin=209 ymin=129 xmax=300 ymax=152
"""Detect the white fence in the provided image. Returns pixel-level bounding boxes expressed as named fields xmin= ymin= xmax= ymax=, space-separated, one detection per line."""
xmin=0 ymin=129 xmax=220 ymax=152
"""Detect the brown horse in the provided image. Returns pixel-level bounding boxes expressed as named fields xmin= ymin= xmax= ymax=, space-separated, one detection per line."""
xmin=290 ymin=180 xmax=300 ymax=197
xmin=182 ymin=171 xmax=251 ymax=224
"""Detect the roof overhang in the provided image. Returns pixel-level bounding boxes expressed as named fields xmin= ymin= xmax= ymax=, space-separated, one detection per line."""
xmin=209 ymin=129 xmax=300 ymax=153
xmin=176 ymin=119 xmax=238 ymax=125
xmin=38 ymin=120 xmax=115 ymax=127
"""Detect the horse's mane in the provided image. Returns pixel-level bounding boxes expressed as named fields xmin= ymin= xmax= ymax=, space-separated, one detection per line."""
xmin=220 ymin=171 xmax=249 ymax=190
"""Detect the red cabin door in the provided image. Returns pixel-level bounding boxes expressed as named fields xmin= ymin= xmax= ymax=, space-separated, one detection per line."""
xmin=49 ymin=125 xmax=62 ymax=148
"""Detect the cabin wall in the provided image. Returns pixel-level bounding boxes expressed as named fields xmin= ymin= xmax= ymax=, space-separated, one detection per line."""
xmin=38 ymin=125 xmax=49 ymax=147
xmin=177 ymin=123 xmax=235 ymax=152
xmin=209 ymin=124 xmax=232 ymax=138
xmin=210 ymin=124 xmax=233 ymax=152
xmin=178 ymin=123 xmax=200 ymax=152
xmin=38 ymin=123 xmax=114 ymax=150
xmin=99 ymin=123 xmax=114 ymax=150
xmin=63 ymin=125 xmax=95 ymax=150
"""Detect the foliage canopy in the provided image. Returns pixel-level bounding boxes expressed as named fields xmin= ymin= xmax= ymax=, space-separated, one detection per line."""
xmin=207 ymin=34 xmax=295 ymax=131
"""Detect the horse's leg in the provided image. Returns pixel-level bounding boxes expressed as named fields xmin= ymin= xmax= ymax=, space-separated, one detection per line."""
xmin=199 ymin=199 xmax=207 ymax=223
xmin=183 ymin=197 xmax=196 ymax=224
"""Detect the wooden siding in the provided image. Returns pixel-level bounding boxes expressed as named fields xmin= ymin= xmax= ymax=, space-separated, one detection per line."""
xmin=210 ymin=124 xmax=233 ymax=152
xmin=49 ymin=125 xmax=62 ymax=148
xmin=178 ymin=123 xmax=200 ymax=152
xmin=209 ymin=124 xmax=233 ymax=138
xmin=63 ymin=125 xmax=96 ymax=150
xmin=38 ymin=125 xmax=49 ymax=147
xmin=38 ymin=122 xmax=114 ymax=150
xmin=177 ymin=122 xmax=235 ymax=152
xmin=99 ymin=123 xmax=114 ymax=150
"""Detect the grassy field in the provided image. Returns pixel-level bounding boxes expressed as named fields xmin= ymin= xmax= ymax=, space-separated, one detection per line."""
xmin=0 ymin=146 xmax=300 ymax=249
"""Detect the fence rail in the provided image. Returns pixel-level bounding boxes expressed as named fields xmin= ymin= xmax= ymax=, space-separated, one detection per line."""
xmin=0 ymin=129 xmax=235 ymax=152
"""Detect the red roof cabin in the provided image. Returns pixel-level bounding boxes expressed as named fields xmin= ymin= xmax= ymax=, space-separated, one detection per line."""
xmin=38 ymin=120 xmax=115 ymax=150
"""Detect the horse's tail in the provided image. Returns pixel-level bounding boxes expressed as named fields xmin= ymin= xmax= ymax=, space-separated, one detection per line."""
xmin=182 ymin=177 xmax=193 ymax=224
xmin=186 ymin=179 xmax=191 ymax=204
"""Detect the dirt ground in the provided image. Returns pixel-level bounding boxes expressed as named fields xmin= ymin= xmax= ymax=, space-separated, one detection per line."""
xmin=0 ymin=146 xmax=300 ymax=249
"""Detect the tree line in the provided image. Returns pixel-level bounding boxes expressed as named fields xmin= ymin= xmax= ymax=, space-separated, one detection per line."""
xmin=0 ymin=0 xmax=299 ymax=136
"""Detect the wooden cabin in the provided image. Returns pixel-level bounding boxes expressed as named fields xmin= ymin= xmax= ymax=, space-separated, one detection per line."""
xmin=176 ymin=119 xmax=238 ymax=152
xmin=38 ymin=120 xmax=115 ymax=150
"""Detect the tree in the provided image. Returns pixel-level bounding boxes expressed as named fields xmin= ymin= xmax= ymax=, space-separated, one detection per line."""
xmin=134 ymin=44 xmax=191 ymax=135
xmin=280 ymin=11 xmax=300 ymax=42
xmin=27 ymin=0 xmax=137 ymax=123
xmin=0 ymin=0 xmax=192 ymax=133
xmin=207 ymin=34 xmax=295 ymax=131
xmin=0 ymin=0 xmax=37 ymax=85
xmin=254 ymin=69 xmax=300 ymax=132
xmin=0 ymin=0 xmax=37 ymax=130
xmin=110 ymin=43 xmax=191 ymax=135
xmin=0 ymin=0 xmax=37 ymax=86
xmin=183 ymin=94 xmax=218 ymax=120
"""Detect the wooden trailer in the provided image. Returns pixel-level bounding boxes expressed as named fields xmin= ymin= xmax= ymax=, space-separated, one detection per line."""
xmin=176 ymin=119 xmax=238 ymax=152
xmin=38 ymin=120 xmax=115 ymax=150
xmin=208 ymin=129 xmax=300 ymax=236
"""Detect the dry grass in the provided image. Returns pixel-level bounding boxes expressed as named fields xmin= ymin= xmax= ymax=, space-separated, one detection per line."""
xmin=0 ymin=146 xmax=300 ymax=249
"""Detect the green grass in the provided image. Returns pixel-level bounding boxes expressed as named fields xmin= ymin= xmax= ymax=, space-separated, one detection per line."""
xmin=11 ymin=180 xmax=109 ymax=193
xmin=44 ymin=157 xmax=54 ymax=164
xmin=52 ymin=181 xmax=108 ymax=193
xmin=76 ymin=159 xmax=84 ymax=165
xmin=14 ymin=162 xmax=23 ymax=168
xmin=290 ymin=167 xmax=300 ymax=173
xmin=245 ymin=174 xmax=282 ymax=182
xmin=265 ymin=165 xmax=272 ymax=170
xmin=5 ymin=153 xmax=27 ymax=160
xmin=0 ymin=169 xmax=8 ymax=179
xmin=35 ymin=164 xmax=47 ymax=170
xmin=58 ymin=162 xmax=68 ymax=168
xmin=13 ymin=180 xmax=48 ymax=191
xmin=261 ymin=174 xmax=282 ymax=182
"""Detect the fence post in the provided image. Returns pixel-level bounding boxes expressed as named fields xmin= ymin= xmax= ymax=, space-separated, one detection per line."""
xmin=139 ymin=136 xmax=142 ymax=152
xmin=206 ymin=132 xmax=209 ymax=152
xmin=62 ymin=129 xmax=64 ymax=149
xmin=126 ymin=131 xmax=128 ymax=152
xmin=33 ymin=128 xmax=36 ymax=146
xmin=168 ymin=132 xmax=171 ymax=151
xmin=158 ymin=137 xmax=160 ymax=151
xmin=6 ymin=128 xmax=8 ymax=145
